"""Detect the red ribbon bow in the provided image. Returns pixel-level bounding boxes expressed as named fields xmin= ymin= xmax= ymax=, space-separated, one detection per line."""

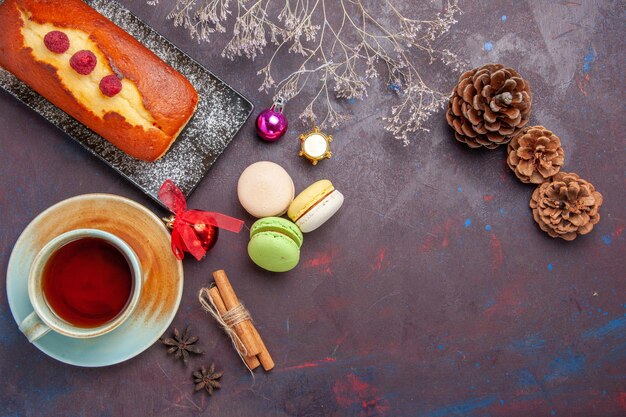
xmin=158 ymin=180 xmax=244 ymax=261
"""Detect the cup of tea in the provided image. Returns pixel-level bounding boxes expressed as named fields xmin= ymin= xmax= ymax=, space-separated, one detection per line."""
xmin=19 ymin=228 xmax=142 ymax=342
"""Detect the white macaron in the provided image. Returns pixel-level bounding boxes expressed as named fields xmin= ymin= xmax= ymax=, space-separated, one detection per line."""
xmin=287 ymin=180 xmax=344 ymax=233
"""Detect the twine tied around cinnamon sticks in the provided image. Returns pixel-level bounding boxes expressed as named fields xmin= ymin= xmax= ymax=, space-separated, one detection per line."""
xmin=198 ymin=270 xmax=274 ymax=373
xmin=198 ymin=288 xmax=252 ymax=360
xmin=219 ymin=302 xmax=252 ymax=330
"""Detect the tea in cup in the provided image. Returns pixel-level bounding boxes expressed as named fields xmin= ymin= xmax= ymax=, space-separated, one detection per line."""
xmin=19 ymin=229 xmax=142 ymax=342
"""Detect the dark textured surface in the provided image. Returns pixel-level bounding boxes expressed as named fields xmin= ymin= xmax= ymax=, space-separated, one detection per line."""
xmin=1 ymin=1 xmax=624 ymax=416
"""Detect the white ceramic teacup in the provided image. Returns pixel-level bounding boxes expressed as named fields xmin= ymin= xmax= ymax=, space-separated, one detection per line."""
xmin=19 ymin=229 xmax=142 ymax=343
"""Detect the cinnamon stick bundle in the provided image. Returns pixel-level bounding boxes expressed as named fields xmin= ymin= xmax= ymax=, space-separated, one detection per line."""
xmin=209 ymin=270 xmax=274 ymax=372
xmin=208 ymin=286 xmax=261 ymax=370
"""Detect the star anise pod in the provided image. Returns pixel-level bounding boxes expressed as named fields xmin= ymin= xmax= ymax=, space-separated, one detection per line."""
xmin=160 ymin=326 xmax=203 ymax=364
xmin=193 ymin=363 xmax=223 ymax=395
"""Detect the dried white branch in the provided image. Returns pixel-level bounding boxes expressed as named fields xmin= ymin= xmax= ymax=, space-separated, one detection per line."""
xmin=149 ymin=0 xmax=463 ymax=145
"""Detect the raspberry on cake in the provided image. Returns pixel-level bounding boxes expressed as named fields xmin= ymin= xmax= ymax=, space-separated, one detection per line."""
xmin=43 ymin=30 xmax=69 ymax=53
xmin=70 ymin=50 xmax=97 ymax=75
xmin=99 ymin=75 xmax=122 ymax=97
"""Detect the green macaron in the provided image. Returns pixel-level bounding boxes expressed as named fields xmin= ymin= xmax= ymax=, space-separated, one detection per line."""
xmin=248 ymin=217 xmax=303 ymax=272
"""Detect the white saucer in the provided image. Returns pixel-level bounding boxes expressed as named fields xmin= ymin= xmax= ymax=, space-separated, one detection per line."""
xmin=7 ymin=194 xmax=184 ymax=367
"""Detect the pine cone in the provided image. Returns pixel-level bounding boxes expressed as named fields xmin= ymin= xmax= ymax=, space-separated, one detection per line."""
xmin=507 ymin=126 xmax=565 ymax=184
xmin=446 ymin=64 xmax=532 ymax=149
xmin=530 ymin=172 xmax=603 ymax=241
